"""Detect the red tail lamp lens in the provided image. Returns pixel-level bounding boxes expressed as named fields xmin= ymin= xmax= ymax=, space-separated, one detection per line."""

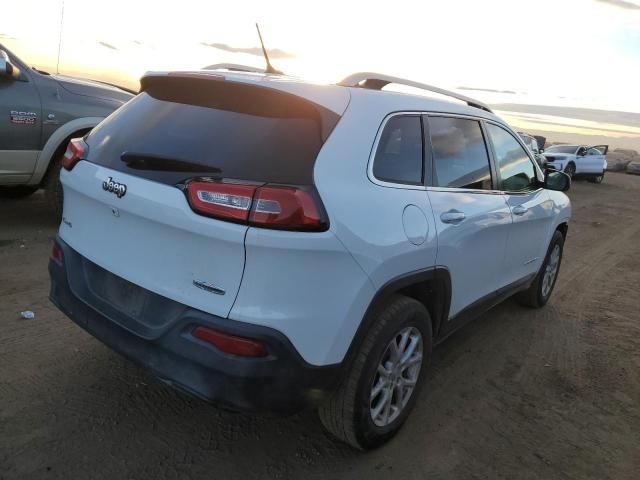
xmin=62 ymin=138 xmax=88 ymax=171
xmin=51 ymin=240 xmax=64 ymax=266
xmin=184 ymin=180 xmax=327 ymax=231
xmin=192 ymin=326 xmax=268 ymax=358
xmin=249 ymin=186 xmax=324 ymax=230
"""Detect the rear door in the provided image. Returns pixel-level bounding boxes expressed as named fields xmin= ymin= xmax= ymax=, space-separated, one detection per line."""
xmin=59 ymin=75 xmax=343 ymax=319
xmin=584 ymin=146 xmax=607 ymax=174
xmin=425 ymin=115 xmax=512 ymax=317
xmin=591 ymin=145 xmax=609 ymax=155
xmin=485 ymin=122 xmax=554 ymax=285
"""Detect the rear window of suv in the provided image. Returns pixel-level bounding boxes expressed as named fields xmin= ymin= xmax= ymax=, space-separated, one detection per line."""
xmin=85 ymin=76 xmax=342 ymax=186
xmin=372 ymin=115 xmax=424 ymax=185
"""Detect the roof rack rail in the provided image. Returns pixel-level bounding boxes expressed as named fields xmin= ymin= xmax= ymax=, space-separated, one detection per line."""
xmin=338 ymin=72 xmax=493 ymax=113
xmin=203 ymin=63 xmax=266 ymax=74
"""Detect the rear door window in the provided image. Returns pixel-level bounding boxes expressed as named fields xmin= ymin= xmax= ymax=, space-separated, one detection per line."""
xmin=372 ymin=115 xmax=424 ymax=185
xmin=486 ymin=123 xmax=538 ymax=192
xmin=428 ymin=116 xmax=493 ymax=190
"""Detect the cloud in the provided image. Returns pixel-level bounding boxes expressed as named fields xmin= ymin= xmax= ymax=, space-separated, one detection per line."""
xmin=98 ymin=41 xmax=118 ymax=51
xmin=595 ymin=0 xmax=640 ymax=10
xmin=0 ymin=33 xmax=16 ymax=40
xmin=200 ymin=42 xmax=295 ymax=59
xmin=458 ymin=86 xmax=517 ymax=94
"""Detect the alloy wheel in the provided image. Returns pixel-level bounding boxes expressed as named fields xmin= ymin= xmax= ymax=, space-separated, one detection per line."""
xmin=370 ymin=326 xmax=423 ymax=427
xmin=541 ymin=244 xmax=561 ymax=298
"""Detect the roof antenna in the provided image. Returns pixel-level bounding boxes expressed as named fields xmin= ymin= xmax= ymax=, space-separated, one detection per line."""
xmin=255 ymin=23 xmax=282 ymax=74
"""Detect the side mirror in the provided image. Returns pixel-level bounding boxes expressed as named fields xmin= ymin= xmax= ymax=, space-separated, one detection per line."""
xmin=544 ymin=170 xmax=571 ymax=192
xmin=0 ymin=50 xmax=20 ymax=80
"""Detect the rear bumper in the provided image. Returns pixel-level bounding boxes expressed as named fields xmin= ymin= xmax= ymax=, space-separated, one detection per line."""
xmin=48 ymin=236 xmax=341 ymax=414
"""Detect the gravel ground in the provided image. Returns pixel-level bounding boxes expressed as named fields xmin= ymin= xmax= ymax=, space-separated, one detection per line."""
xmin=1 ymin=173 xmax=639 ymax=479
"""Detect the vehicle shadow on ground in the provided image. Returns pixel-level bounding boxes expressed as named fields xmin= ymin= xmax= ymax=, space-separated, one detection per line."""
xmin=38 ymin=297 xmax=530 ymax=478
xmin=1 ymin=190 xmax=549 ymax=478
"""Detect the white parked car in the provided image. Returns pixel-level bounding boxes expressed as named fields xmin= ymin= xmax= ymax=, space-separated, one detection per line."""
xmin=543 ymin=144 xmax=608 ymax=183
xmin=49 ymin=68 xmax=572 ymax=449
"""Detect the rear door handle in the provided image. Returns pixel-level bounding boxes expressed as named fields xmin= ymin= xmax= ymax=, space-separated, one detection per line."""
xmin=440 ymin=210 xmax=466 ymax=224
xmin=512 ymin=205 xmax=528 ymax=216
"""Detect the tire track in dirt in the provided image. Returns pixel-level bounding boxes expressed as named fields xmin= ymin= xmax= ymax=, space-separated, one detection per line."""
xmin=539 ymin=223 xmax=640 ymax=388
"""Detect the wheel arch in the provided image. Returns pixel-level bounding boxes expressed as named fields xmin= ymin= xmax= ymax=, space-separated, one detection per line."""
xmin=28 ymin=117 xmax=104 ymax=186
xmin=343 ymin=267 xmax=451 ymax=367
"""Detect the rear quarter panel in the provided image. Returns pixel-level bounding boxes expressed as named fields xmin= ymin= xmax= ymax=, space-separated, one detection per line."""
xmin=229 ymin=228 xmax=376 ymax=366
xmin=313 ymin=91 xmax=439 ymax=289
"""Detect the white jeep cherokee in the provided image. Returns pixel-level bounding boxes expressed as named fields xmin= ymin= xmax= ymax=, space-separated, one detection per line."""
xmin=49 ymin=69 xmax=572 ymax=449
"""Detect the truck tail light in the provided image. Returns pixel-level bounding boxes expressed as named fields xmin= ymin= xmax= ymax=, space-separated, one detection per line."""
xmin=62 ymin=138 xmax=88 ymax=171
xmin=192 ymin=326 xmax=268 ymax=357
xmin=185 ymin=180 xmax=328 ymax=231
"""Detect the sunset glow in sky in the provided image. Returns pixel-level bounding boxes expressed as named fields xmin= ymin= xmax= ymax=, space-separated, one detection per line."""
xmin=2 ymin=0 xmax=639 ymax=146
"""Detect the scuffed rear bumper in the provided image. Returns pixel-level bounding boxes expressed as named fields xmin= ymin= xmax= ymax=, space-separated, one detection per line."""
xmin=48 ymin=236 xmax=341 ymax=414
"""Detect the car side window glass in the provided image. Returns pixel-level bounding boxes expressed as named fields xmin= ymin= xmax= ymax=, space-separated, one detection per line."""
xmin=486 ymin=124 xmax=538 ymax=192
xmin=588 ymin=148 xmax=600 ymax=156
xmin=428 ymin=117 xmax=492 ymax=190
xmin=372 ymin=115 xmax=424 ymax=185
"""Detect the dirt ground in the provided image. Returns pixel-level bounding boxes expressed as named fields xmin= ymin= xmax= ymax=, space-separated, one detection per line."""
xmin=1 ymin=173 xmax=639 ymax=480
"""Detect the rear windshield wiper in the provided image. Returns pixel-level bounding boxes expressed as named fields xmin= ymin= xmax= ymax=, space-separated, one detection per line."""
xmin=121 ymin=152 xmax=222 ymax=175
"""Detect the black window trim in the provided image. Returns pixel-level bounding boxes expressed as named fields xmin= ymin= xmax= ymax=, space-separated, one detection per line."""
xmin=368 ymin=112 xmax=427 ymax=189
xmin=483 ymin=119 xmax=544 ymax=195
xmin=368 ymin=111 xmax=543 ymax=195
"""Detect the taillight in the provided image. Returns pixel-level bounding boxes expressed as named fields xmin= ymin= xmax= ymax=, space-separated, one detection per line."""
xmin=192 ymin=326 xmax=268 ymax=358
xmin=51 ymin=240 xmax=64 ymax=266
xmin=62 ymin=138 xmax=88 ymax=171
xmin=185 ymin=180 xmax=327 ymax=231
xmin=249 ymin=185 xmax=324 ymax=230
xmin=186 ymin=180 xmax=257 ymax=221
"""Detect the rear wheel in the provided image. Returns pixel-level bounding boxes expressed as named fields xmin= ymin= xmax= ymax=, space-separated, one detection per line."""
xmin=588 ymin=172 xmax=604 ymax=184
xmin=516 ymin=230 xmax=564 ymax=308
xmin=0 ymin=185 xmax=39 ymax=198
xmin=319 ymin=295 xmax=432 ymax=450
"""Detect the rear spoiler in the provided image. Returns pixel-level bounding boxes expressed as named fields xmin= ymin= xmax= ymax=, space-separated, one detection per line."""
xmin=139 ymin=71 xmax=342 ymax=141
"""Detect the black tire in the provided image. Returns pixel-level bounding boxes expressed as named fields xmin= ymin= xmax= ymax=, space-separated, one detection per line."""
xmin=588 ymin=172 xmax=604 ymax=184
xmin=564 ymin=163 xmax=576 ymax=179
xmin=0 ymin=185 xmax=39 ymax=198
xmin=318 ymin=295 xmax=432 ymax=450
xmin=516 ymin=230 xmax=565 ymax=308
xmin=43 ymin=154 xmax=63 ymax=223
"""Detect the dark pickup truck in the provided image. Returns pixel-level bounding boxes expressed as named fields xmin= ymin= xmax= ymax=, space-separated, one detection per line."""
xmin=0 ymin=44 xmax=133 ymax=218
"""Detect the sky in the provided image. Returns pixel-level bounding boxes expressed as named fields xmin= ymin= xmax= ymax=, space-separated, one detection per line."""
xmin=2 ymin=0 xmax=639 ymax=147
